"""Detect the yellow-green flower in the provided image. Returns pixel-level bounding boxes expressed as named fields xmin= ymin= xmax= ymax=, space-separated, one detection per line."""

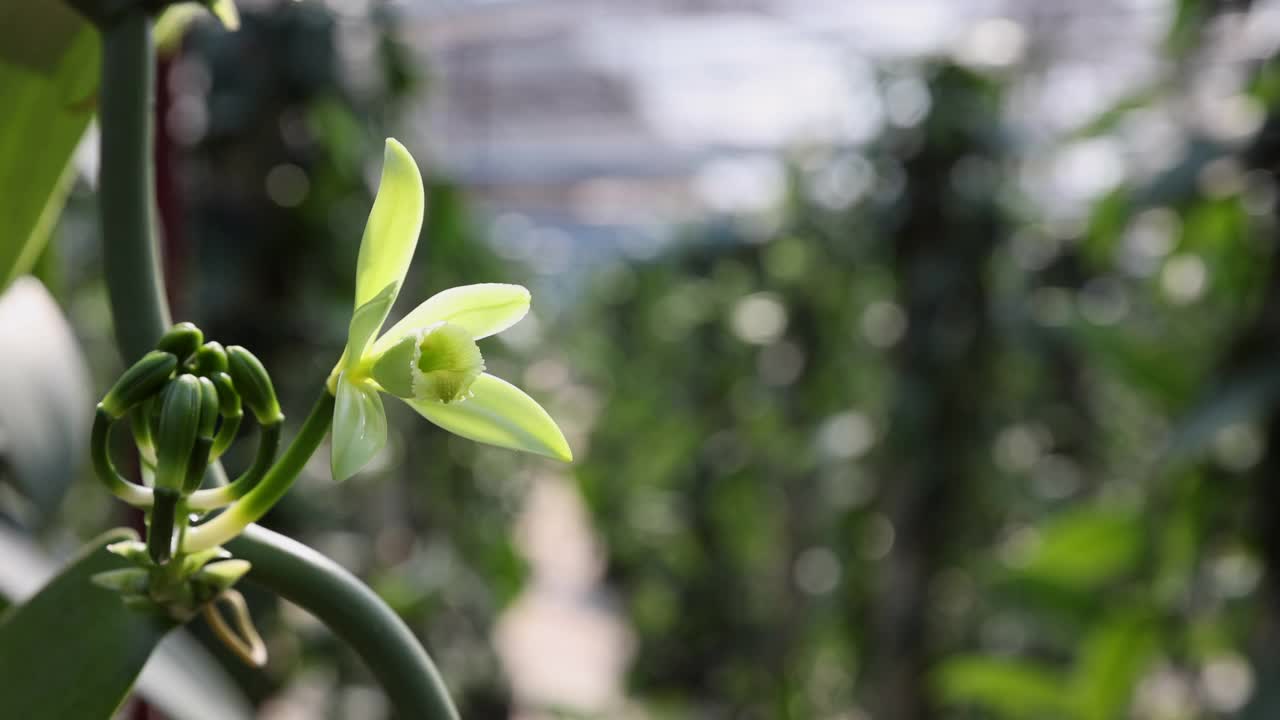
xmin=328 ymin=139 xmax=571 ymax=481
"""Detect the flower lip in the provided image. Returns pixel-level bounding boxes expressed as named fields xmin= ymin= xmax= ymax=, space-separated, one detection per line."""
xmin=409 ymin=322 xmax=485 ymax=404
xmin=367 ymin=321 xmax=486 ymax=404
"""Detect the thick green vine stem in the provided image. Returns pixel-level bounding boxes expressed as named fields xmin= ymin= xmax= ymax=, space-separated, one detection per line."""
xmin=100 ymin=11 xmax=171 ymax=361
xmin=228 ymin=526 xmax=461 ymax=720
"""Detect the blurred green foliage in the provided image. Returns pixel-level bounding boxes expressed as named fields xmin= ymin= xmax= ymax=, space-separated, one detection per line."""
xmin=563 ymin=19 xmax=1280 ymax=720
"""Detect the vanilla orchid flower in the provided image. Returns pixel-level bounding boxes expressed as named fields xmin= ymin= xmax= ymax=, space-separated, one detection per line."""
xmin=328 ymin=139 xmax=571 ymax=481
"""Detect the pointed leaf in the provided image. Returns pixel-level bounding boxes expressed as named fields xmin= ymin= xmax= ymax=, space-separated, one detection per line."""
xmin=405 ymin=373 xmax=571 ymax=462
xmin=373 ymin=283 xmax=531 ymax=355
xmin=1070 ymin=611 xmax=1158 ymax=720
xmin=0 ymin=527 xmax=253 ymax=720
xmin=1010 ymin=508 xmax=1141 ymax=591
xmin=331 ymin=375 xmax=388 ymax=481
xmin=0 ymin=529 xmax=177 ymax=720
xmin=353 ymin=138 xmax=424 ymax=338
xmin=936 ymin=656 xmax=1071 ymax=718
xmin=0 ymin=9 xmax=98 ymax=290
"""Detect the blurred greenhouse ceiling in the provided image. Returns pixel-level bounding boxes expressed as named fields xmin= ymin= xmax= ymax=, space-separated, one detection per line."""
xmin=380 ymin=0 xmax=1218 ymax=253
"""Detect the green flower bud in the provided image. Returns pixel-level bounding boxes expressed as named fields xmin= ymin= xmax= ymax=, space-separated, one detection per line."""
xmin=371 ymin=322 xmax=484 ymax=404
xmin=100 ymin=350 xmax=177 ymax=418
xmin=154 ymin=375 xmax=202 ymax=492
xmin=210 ymin=371 xmax=243 ymax=459
xmin=178 ymin=377 xmax=220 ymax=493
xmin=227 ymin=346 xmax=282 ymax=424
xmin=91 ymin=568 xmax=151 ymax=595
xmin=156 ymin=322 xmax=204 ymax=362
xmin=105 ymin=540 xmax=151 ymax=565
xmin=194 ymin=559 xmax=252 ymax=594
xmin=190 ymin=341 xmax=229 ymax=375
xmin=212 ymin=372 xmax=242 ymax=416
xmin=196 ymin=375 xmax=220 ymax=438
xmin=180 ymin=547 xmax=232 ymax=577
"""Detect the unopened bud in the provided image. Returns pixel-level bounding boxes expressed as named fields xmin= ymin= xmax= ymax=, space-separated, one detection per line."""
xmin=195 ymin=559 xmax=252 ymax=593
xmin=196 ymin=376 xmax=220 ymax=438
xmin=191 ymin=341 xmax=229 ymax=376
xmin=227 ymin=346 xmax=282 ymax=424
xmin=180 ymin=547 xmax=231 ymax=577
xmin=100 ymin=350 xmax=177 ymax=418
xmin=92 ymin=568 xmax=151 ymax=594
xmin=156 ymin=322 xmax=204 ymax=362
xmin=105 ymin=540 xmax=151 ymax=564
xmin=210 ymin=372 xmax=243 ymax=459
xmin=155 ymin=375 xmax=202 ymax=492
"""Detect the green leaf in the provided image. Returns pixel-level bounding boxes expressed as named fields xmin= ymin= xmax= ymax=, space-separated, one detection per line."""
xmin=0 ymin=4 xmax=84 ymax=74
xmin=405 ymin=373 xmax=572 ymax=462
xmin=0 ymin=529 xmax=176 ymax=720
xmin=352 ymin=138 xmax=424 ymax=337
xmin=0 ymin=7 xmax=98 ymax=290
xmin=935 ymin=656 xmax=1071 ymax=718
xmin=372 ymin=283 xmax=531 ymax=355
xmin=1011 ymin=508 xmax=1141 ymax=591
xmin=0 ymin=527 xmax=252 ymax=720
xmin=1070 ymin=611 xmax=1158 ymax=720
xmin=331 ymin=375 xmax=389 ymax=481
xmin=0 ymin=277 xmax=92 ymax=522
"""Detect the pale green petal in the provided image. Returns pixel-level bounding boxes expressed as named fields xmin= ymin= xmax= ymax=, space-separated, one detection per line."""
xmin=372 ymin=284 xmax=530 ymax=355
xmin=344 ymin=282 xmax=396 ymax=367
xmin=404 ymin=373 xmax=571 ymax=462
xmin=331 ymin=374 xmax=388 ymax=481
xmin=352 ymin=138 xmax=424 ymax=337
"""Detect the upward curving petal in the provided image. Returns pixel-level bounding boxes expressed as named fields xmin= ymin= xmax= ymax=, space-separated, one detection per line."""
xmin=403 ymin=373 xmax=571 ymax=462
xmin=352 ymin=138 xmax=424 ymax=338
xmin=331 ymin=374 xmax=389 ymax=482
xmin=372 ymin=284 xmax=530 ymax=355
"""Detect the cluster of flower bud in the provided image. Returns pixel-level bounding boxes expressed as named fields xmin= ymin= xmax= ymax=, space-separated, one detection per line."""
xmin=89 ymin=322 xmax=282 ymax=644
